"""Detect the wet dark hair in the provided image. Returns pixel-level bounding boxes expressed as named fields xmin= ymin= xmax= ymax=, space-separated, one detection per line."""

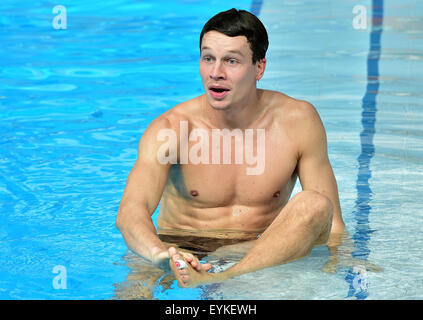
xmin=199 ymin=8 xmax=269 ymax=64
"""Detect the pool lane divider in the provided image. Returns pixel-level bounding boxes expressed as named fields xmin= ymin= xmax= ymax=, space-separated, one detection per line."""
xmin=345 ymin=0 xmax=384 ymax=300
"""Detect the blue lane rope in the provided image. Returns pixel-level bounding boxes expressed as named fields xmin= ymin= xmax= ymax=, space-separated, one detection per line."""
xmin=346 ymin=0 xmax=384 ymax=300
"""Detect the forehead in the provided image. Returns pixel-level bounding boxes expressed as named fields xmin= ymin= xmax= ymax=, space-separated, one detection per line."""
xmin=201 ymin=31 xmax=251 ymax=55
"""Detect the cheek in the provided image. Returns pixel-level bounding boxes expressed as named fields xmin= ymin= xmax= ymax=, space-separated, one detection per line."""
xmin=233 ymin=69 xmax=255 ymax=89
xmin=199 ymin=63 xmax=209 ymax=80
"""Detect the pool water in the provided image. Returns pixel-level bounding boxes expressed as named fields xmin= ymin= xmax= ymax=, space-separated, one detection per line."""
xmin=1 ymin=0 xmax=422 ymax=299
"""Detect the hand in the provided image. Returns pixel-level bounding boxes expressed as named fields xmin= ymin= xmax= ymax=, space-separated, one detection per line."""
xmin=322 ymin=231 xmax=383 ymax=274
xmin=321 ymin=254 xmax=383 ymax=274
xmin=151 ymin=247 xmax=171 ymax=271
xmin=168 ymin=247 xmax=213 ymax=273
xmin=168 ymin=247 xmax=214 ymax=288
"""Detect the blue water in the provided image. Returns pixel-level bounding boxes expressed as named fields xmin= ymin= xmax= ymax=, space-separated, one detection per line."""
xmin=1 ymin=0 xmax=423 ymax=299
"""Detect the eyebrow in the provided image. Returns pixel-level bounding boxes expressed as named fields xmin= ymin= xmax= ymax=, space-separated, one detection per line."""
xmin=201 ymin=46 xmax=245 ymax=57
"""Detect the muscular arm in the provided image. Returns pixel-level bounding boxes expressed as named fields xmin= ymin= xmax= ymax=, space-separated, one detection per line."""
xmin=295 ymin=101 xmax=345 ymax=234
xmin=116 ymin=117 xmax=172 ymax=261
xmin=293 ymin=103 xmax=385 ymax=273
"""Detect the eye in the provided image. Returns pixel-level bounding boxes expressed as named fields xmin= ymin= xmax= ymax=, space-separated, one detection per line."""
xmin=202 ymin=56 xmax=213 ymax=63
xmin=226 ymin=58 xmax=238 ymax=65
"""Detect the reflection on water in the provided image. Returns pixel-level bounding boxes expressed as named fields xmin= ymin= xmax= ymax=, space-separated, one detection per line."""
xmin=113 ymin=232 xmax=256 ymax=300
xmin=1 ymin=0 xmax=422 ymax=299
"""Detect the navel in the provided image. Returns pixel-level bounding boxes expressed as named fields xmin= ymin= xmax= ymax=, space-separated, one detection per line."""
xmin=273 ymin=190 xmax=280 ymax=198
xmin=190 ymin=190 xmax=199 ymax=197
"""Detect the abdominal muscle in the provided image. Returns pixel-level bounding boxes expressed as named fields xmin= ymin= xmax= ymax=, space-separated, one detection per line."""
xmin=157 ymin=197 xmax=284 ymax=240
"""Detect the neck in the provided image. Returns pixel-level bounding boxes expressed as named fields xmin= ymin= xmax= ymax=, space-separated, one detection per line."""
xmin=203 ymin=89 xmax=263 ymax=130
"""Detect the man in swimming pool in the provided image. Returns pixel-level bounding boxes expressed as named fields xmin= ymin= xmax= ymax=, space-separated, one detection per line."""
xmin=116 ymin=8 xmax=346 ymax=288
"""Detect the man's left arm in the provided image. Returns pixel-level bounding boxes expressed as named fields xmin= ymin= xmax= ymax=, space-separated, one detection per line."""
xmin=295 ymin=101 xmax=345 ymax=234
xmin=294 ymin=103 xmax=385 ymax=273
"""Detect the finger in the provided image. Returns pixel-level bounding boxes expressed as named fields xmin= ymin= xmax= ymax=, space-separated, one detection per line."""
xmin=180 ymin=251 xmax=194 ymax=263
xmin=180 ymin=252 xmax=201 ymax=271
xmin=169 ymin=254 xmax=189 ymax=286
xmin=201 ymin=263 xmax=213 ymax=272
xmin=361 ymin=261 xmax=384 ymax=272
xmin=168 ymin=247 xmax=178 ymax=258
xmin=321 ymin=260 xmax=337 ymax=274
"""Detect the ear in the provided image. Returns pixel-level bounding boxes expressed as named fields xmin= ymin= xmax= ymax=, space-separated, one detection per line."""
xmin=255 ymin=58 xmax=266 ymax=81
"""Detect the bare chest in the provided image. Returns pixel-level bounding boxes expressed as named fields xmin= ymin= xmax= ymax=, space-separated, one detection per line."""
xmin=164 ymin=127 xmax=299 ymax=208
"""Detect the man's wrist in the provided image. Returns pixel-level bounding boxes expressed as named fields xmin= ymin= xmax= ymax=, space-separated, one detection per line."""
xmin=151 ymin=246 xmax=171 ymax=271
xmin=150 ymin=245 xmax=168 ymax=259
xmin=150 ymin=246 xmax=168 ymax=261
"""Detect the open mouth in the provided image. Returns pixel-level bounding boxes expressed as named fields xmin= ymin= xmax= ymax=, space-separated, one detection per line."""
xmin=210 ymin=87 xmax=229 ymax=93
xmin=208 ymin=86 xmax=230 ymax=99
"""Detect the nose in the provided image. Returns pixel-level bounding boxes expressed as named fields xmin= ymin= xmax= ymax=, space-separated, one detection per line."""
xmin=210 ymin=61 xmax=225 ymax=80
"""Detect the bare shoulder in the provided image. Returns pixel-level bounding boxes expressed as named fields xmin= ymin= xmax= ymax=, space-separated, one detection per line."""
xmin=263 ymin=90 xmax=326 ymax=154
xmin=287 ymin=98 xmax=324 ymax=136
xmin=262 ymin=90 xmax=322 ymax=133
xmin=154 ymin=95 xmax=201 ymax=129
xmin=264 ymin=90 xmax=320 ymax=122
xmin=144 ymin=95 xmax=201 ymax=134
xmin=137 ymin=96 xmax=201 ymax=162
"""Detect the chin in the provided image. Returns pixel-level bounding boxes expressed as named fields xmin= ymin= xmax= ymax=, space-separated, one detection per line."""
xmin=209 ymin=102 xmax=232 ymax=111
xmin=210 ymin=102 xmax=231 ymax=110
xmin=205 ymin=95 xmax=232 ymax=110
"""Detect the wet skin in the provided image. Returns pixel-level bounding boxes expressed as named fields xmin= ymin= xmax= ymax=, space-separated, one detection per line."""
xmin=116 ymin=31 xmax=353 ymax=289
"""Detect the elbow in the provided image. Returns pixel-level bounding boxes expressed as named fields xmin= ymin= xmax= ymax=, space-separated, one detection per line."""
xmin=115 ymin=218 xmax=123 ymax=233
xmin=115 ymin=217 xmax=123 ymax=232
xmin=115 ymin=207 xmax=126 ymax=232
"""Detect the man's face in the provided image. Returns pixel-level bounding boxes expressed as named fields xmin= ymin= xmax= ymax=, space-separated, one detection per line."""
xmin=199 ymin=31 xmax=264 ymax=110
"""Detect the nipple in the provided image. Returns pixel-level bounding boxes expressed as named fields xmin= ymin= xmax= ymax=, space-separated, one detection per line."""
xmin=273 ymin=191 xmax=280 ymax=198
xmin=190 ymin=190 xmax=199 ymax=197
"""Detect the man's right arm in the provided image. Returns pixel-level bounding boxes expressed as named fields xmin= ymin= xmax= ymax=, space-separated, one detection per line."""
xmin=116 ymin=116 xmax=172 ymax=263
